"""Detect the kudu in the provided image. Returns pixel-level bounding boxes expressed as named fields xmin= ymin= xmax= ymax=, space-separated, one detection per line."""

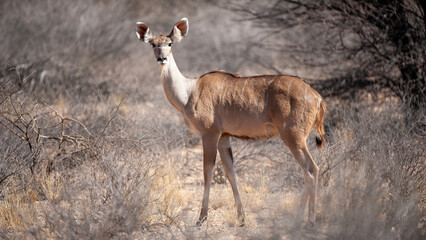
xmin=136 ymin=18 xmax=326 ymax=227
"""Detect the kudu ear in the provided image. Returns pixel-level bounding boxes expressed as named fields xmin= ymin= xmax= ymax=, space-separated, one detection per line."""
xmin=169 ymin=18 xmax=189 ymax=43
xmin=136 ymin=22 xmax=153 ymax=42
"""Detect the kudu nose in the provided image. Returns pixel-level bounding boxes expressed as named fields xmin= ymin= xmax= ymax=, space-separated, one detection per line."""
xmin=157 ymin=57 xmax=168 ymax=64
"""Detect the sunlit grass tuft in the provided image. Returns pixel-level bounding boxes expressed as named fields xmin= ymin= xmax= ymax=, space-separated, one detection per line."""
xmin=148 ymin=157 xmax=190 ymax=225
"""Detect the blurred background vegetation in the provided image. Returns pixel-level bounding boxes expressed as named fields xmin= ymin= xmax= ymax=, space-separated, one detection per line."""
xmin=0 ymin=0 xmax=424 ymax=239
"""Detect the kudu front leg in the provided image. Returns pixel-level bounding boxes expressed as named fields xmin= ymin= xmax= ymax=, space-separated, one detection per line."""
xmin=196 ymin=135 xmax=219 ymax=227
xmin=218 ymin=136 xmax=245 ymax=226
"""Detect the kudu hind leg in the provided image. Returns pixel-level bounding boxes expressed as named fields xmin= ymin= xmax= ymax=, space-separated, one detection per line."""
xmin=294 ymin=147 xmax=318 ymax=224
xmin=279 ymin=130 xmax=319 ymax=224
xmin=304 ymin=148 xmax=318 ymax=224
xmin=218 ymin=136 xmax=245 ymax=226
xmin=196 ymin=135 xmax=219 ymax=227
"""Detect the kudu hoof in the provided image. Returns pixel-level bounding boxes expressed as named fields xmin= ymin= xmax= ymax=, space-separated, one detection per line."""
xmin=238 ymin=216 xmax=245 ymax=227
xmin=238 ymin=221 xmax=245 ymax=227
xmin=195 ymin=216 xmax=207 ymax=228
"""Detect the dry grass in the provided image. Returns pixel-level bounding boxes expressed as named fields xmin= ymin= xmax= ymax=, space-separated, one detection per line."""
xmin=147 ymin=157 xmax=189 ymax=225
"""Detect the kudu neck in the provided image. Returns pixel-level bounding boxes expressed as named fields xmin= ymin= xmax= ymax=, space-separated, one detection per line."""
xmin=160 ymin=53 xmax=194 ymax=111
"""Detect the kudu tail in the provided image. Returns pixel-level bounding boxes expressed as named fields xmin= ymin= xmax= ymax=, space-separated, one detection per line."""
xmin=314 ymin=99 xmax=326 ymax=149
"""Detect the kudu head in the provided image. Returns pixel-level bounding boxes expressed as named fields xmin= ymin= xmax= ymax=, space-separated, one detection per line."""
xmin=136 ymin=18 xmax=189 ymax=65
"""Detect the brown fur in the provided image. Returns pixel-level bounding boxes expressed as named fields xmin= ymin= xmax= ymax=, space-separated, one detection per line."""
xmin=185 ymin=72 xmax=324 ymax=142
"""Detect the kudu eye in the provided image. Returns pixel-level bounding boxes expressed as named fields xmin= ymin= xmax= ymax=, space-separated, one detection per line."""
xmin=151 ymin=43 xmax=156 ymax=48
xmin=168 ymin=42 xmax=173 ymax=47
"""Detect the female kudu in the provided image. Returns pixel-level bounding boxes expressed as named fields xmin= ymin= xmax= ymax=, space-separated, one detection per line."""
xmin=136 ymin=18 xmax=326 ymax=227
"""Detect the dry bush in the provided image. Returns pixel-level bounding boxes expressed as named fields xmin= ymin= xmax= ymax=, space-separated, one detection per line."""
xmin=0 ymin=139 xmax=186 ymax=239
xmin=0 ymin=62 xmax=189 ymax=239
xmin=0 ymin=108 xmax=188 ymax=239
xmin=319 ymin=104 xmax=423 ymax=239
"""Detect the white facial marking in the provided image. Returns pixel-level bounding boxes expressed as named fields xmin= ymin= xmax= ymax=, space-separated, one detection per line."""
xmin=136 ymin=32 xmax=141 ymax=39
